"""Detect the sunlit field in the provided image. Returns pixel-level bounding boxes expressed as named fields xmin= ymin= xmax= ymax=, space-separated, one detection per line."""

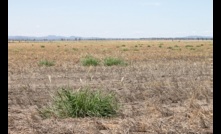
xmin=8 ymin=40 xmax=213 ymax=133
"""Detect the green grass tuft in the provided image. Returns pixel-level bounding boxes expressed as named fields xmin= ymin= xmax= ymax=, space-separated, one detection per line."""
xmin=39 ymin=87 xmax=119 ymax=118
xmin=81 ymin=55 xmax=100 ymax=66
xmin=167 ymin=47 xmax=173 ymax=49
xmin=72 ymin=48 xmax=78 ymax=51
xmin=185 ymin=45 xmax=193 ymax=48
xmin=122 ymin=48 xmax=129 ymax=51
xmin=38 ymin=60 xmax=55 ymax=67
xmin=103 ymin=57 xmax=127 ymax=66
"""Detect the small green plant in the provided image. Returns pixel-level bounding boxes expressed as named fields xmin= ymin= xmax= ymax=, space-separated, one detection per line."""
xmin=167 ymin=47 xmax=173 ymax=49
xmin=103 ymin=57 xmax=127 ymax=66
xmin=122 ymin=48 xmax=129 ymax=51
xmin=159 ymin=45 xmax=162 ymax=48
xmin=41 ymin=45 xmax=45 ymax=48
xmin=81 ymin=55 xmax=100 ymax=66
xmin=72 ymin=48 xmax=78 ymax=51
xmin=39 ymin=87 xmax=119 ymax=118
xmin=190 ymin=48 xmax=195 ymax=50
xmin=185 ymin=45 xmax=193 ymax=48
xmin=38 ymin=60 xmax=55 ymax=67
xmin=174 ymin=45 xmax=179 ymax=47
xmin=134 ymin=48 xmax=139 ymax=51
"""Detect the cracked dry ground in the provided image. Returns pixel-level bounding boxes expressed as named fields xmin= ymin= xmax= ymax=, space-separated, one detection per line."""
xmin=8 ymin=41 xmax=213 ymax=134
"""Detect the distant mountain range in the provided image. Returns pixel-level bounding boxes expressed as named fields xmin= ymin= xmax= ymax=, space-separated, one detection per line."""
xmin=8 ymin=35 xmax=81 ymax=40
xmin=184 ymin=35 xmax=213 ymax=39
xmin=8 ymin=35 xmax=213 ymax=41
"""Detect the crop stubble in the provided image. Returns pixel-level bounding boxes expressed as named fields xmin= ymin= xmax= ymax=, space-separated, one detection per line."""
xmin=8 ymin=40 xmax=213 ymax=134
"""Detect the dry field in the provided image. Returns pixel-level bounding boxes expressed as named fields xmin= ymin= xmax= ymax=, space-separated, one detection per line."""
xmin=8 ymin=40 xmax=213 ymax=134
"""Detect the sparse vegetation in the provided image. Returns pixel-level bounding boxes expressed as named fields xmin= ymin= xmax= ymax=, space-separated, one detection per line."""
xmin=41 ymin=45 xmax=45 ymax=48
xmin=122 ymin=48 xmax=129 ymax=51
xmin=72 ymin=48 xmax=78 ymax=51
xmin=185 ymin=45 xmax=193 ymax=48
xmin=8 ymin=40 xmax=213 ymax=134
xmin=38 ymin=59 xmax=55 ymax=67
xmin=167 ymin=47 xmax=173 ymax=49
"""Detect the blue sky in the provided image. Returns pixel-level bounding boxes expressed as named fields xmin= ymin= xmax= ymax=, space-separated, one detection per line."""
xmin=8 ymin=0 xmax=213 ymax=38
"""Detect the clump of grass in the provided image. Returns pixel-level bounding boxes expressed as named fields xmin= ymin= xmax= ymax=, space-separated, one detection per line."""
xmin=81 ymin=55 xmax=100 ymax=66
xmin=72 ymin=48 xmax=78 ymax=51
xmin=122 ymin=45 xmax=126 ymax=47
xmin=41 ymin=45 xmax=45 ymax=48
xmin=57 ymin=45 xmax=60 ymax=47
xmin=196 ymin=45 xmax=201 ymax=47
xmin=122 ymin=48 xmax=129 ymax=51
xmin=167 ymin=47 xmax=173 ymax=49
xmin=134 ymin=48 xmax=139 ymax=51
xmin=174 ymin=45 xmax=179 ymax=47
xmin=147 ymin=45 xmax=151 ymax=47
xmin=38 ymin=60 xmax=55 ymax=67
xmin=135 ymin=45 xmax=138 ymax=47
xmin=39 ymin=87 xmax=119 ymax=118
xmin=103 ymin=57 xmax=127 ymax=66
xmin=185 ymin=45 xmax=193 ymax=48
xmin=190 ymin=48 xmax=195 ymax=50
xmin=159 ymin=45 xmax=162 ymax=48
